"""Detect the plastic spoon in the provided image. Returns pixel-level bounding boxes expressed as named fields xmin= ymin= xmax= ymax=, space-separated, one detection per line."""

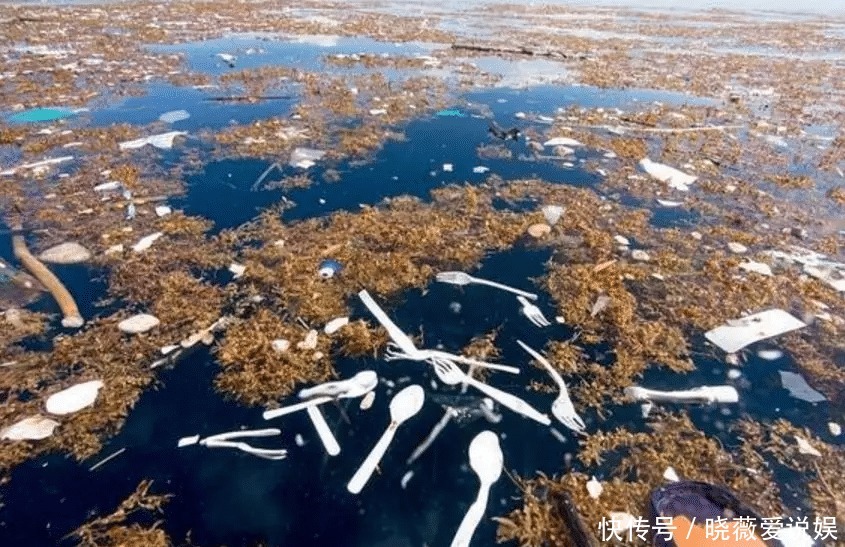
xmin=306 ymin=405 xmax=340 ymax=456
xmin=347 ymin=384 xmax=425 ymax=494
xmin=451 ymin=431 xmax=503 ymax=547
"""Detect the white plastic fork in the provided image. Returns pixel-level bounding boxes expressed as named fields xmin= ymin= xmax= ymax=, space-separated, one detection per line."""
xmin=517 ymin=295 xmax=551 ymax=327
xmin=517 ymin=340 xmax=585 ymax=432
xmin=432 ymin=360 xmax=550 ymax=426
xmin=384 ymin=344 xmax=521 ymax=375
xmin=436 ymin=271 xmax=538 ymax=300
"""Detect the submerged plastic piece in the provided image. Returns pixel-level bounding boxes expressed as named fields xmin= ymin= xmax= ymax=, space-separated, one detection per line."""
xmin=649 ymin=481 xmax=767 ymax=547
xmin=7 ymin=107 xmax=78 ymax=124
xmin=119 ymin=131 xmax=187 ymax=150
xmin=625 ymin=385 xmax=738 ymax=404
xmin=1 ymin=415 xmax=60 ymax=440
xmin=436 ymin=109 xmax=466 ymax=117
xmin=158 ymin=109 xmax=190 ymax=123
xmin=705 ymin=309 xmax=806 ymax=353
xmin=45 ymin=380 xmax=104 ymax=415
xmin=639 ymin=158 xmax=698 ymax=191
xmin=779 ymin=371 xmax=827 ymax=403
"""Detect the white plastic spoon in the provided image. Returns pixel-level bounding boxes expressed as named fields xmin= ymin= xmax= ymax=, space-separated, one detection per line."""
xmin=306 ymin=405 xmax=340 ymax=456
xmin=451 ymin=431 xmax=503 ymax=547
xmin=347 ymin=384 xmax=425 ymax=494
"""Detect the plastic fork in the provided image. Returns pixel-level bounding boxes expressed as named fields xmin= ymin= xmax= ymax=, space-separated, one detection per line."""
xmin=517 ymin=295 xmax=551 ymax=327
xmin=517 ymin=340 xmax=585 ymax=432
xmin=432 ymin=360 xmax=550 ymax=426
xmin=435 ymin=271 xmax=538 ymax=300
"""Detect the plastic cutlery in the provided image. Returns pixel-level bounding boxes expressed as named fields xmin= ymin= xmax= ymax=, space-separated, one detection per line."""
xmin=451 ymin=431 xmax=503 ymax=547
xmin=517 ymin=340 xmax=585 ymax=432
xmin=347 ymin=385 xmax=425 ymax=494
xmin=358 ymin=290 xmax=419 ymax=355
xmin=263 ymin=371 xmax=378 ymax=420
xmin=432 ymin=361 xmax=550 ymax=426
xmin=624 ymin=385 xmax=739 ymax=404
xmin=435 ymin=271 xmax=538 ymax=300
xmin=306 ymin=405 xmax=341 ymax=456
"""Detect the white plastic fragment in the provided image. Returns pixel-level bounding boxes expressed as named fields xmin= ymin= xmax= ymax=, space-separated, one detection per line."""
xmin=472 ymin=166 xmax=490 ymax=174
xmin=119 ymin=131 xmax=187 ymax=150
xmin=663 ymin=467 xmax=680 ymax=482
xmin=1 ymin=415 xmax=60 ymax=440
xmin=544 ymin=137 xmax=582 ymax=147
xmin=38 ymin=242 xmax=92 ymax=264
xmin=614 ymin=235 xmax=630 ymax=246
xmin=774 ymin=526 xmax=816 ymax=547
xmin=656 ymin=199 xmax=683 ymax=207
xmin=289 ymin=147 xmax=326 ymax=169
xmin=132 ymin=232 xmax=163 ymax=252
xmin=757 ymin=349 xmax=783 ymax=361
xmin=324 ymin=317 xmax=349 ymax=334
xmin=228 ymin=263 xmax=246 ymax=279
xmin=442 ymin=163 xmax=453 ymax=172
xmin=541 ymin=205 xmax=564 ymax=226
xmin=586 ymin=476 xmax=603 ymax=499
xmin=369 ymin=108 xmax=387 ymax=116
xmin=119 ymin=313 xmax=160 ymax=334
xmin=639 ymin=158 xmax=697 ymax=191
xmin=828 ymin=422 xmax=841 ymax=437
xmin=739 ymin=261 xmax=773 ymax=276
xmin=158 ymin=110 xmax=190 ymax=124
xmin=640 ymin=401 xmax=653 ymax=418
xmin=45 ymin=380 xmax=104 ymax=415
xmin=271 ymin=339 xmax=291 ymax=353
xmin=297 ymin=330 xmax=318 ymax=350
xmin=401 ymin=470 xmax=414 ymax=489
xmin=727 ymin=369 xmax=742 ymax=380
xmin=608 ymin=512 xmax=636 ymax=535
xmin=155 ymin=205 xmax=172 ymax=217
xmin=631 ymin=250 xmax=650 ymax=261
xmin=795 ymin=436 xmax=821 ymax=457
xmin=94 ymin=181 xmax=122 ymax=192
xmin=177 ymin=435 xmax=200 ymax=447
xmin=705 ymin=309 xmax=807 ymax=353
xmin=360 ymin=391 xmax=375 ymax=410
xmin=216 ymin=53 xmax=237 ymax=64
xmin=728 ymin=242 xmax=748 ymax=254
xmin=779 ymin=371 xmax=827 ymax=403
xmin=295 ymin=434 xmax=305 ymax=447
xmin=1 ymin=156 xmax=74 ymax=176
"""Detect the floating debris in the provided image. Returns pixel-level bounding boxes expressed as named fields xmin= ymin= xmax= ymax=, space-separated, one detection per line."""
xmin=289 ymin=147 xmax=326 ymax=169
xmin=155 ymin=206 xmax=172 ymax=217
xmin=1 ymin=156 xmax=74 ymax=176
xmin=472 ymin=166 xmax=490 ymax=174
xmin=318 ymin=259 xmax=343 ymax=279
xmin=624 ymin=385 xmax=739 ymax=404
xmin=37 ymin=242 xmax=91 ymax=265
xmin=728 ymin=242 xmax=748 ymax=254
xmin=541 ymin=205 xmax=564 ymax=226
xmin=631 ymin=249 xmax=650 ymax=261
xmin=45 ymin=380 xmax=104 ymax=415
xmin=297 ymin=330 xmax=318 ymax=350
xmin=543 ymin=137 xmax=582 ymax=147
xmin=705 ymin=309 xmax=806 ymax=353
xmin=586 ymin=476 xmax=603 ymax=499
xmin=118 ymin=314 xmax=161 ymax=334
xmin=442 ymin=163 xmax=454 ymax=172
xmin=778 ymin=371 xmax=827 ymax=403
xmin=324 ymin=316 xmax=349 ymax=335
xmin=739 ymin=261 xmax=773 ymax=276
xmin=0 ymin=416 xmax=60 ymax=441
xmin=271 ymin=339 xmax=291 ymax=353
xmin=795 ymin=435 xmax=821 ymax=457
xmin=638 ymin=158 xmax=697 ymax=191
xmin=829 ymin=422 xmax=841 ymax=437
xmin=7 ymin=107 xmax=80 ymax=124
xmin=663 ymin=467 xmax=680 ymax=482
xmin=228 ymin=263 xmax=246 ymax=279
xmin=158 ymin=110 xmax=190 ymax=124
xmin=401 ymin=470 xmax=414 ymax=489
xmin=756 ymin=349 xmax=783 ymax=360
xmin=527 ymin=223 xmax=551 ymax=238
xmin=360 ymin=391 xmax=375 ymax=411
xmin=590 ymin=294 xmax=611 ymax=318
xmin=450 ymin=430 xmax=503 ymax=546
xmin=119 ymin=131 xmax=187 ymax=150
xmin=656 ymin=199 xmax=683 ymax=207
xmin=132 ymin=232 xmax=164 ymax=253
xmin=613 ymin=235 xmax=630 ymax=246
xmin=436 ymin=109 xmax=466 ymax=117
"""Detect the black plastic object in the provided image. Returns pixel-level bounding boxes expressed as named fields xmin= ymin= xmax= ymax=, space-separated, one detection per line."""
xmin=648 ymin=481 xmax=773 ymax=547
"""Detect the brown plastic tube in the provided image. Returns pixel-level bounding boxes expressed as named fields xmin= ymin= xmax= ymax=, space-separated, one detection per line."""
xmin=12 ymin=226 xmax=83 ymax=328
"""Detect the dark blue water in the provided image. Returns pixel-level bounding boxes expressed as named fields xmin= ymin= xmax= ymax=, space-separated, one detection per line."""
xmin=1 ymin=34 xmax=839 ymax=547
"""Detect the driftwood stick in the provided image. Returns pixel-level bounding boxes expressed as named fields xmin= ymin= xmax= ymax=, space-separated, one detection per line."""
xmin=451 ymin=43 xmax=587 ymax=60
xmin=11 ymin=223 xmax=83 ymax=328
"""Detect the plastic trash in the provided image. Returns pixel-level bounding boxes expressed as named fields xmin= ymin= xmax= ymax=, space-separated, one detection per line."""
xmin=488 ymin=121 xmax=520 ymax=141
xmin=543 ymin=137 xmax=582 ymax=147
xmin=7 ymin=107 xmax=80 ymax=124
xmin=517 ymin=340 xmax=584 ymax=431
xmin=779 ymin=371 xmax=827 ymax=403
xmin=586 ymin=476 xmax=603 ymax=499
xmin=624 ymin=385 xmax=739 ymax=404
xmin=318 ymin=259 xmax=343 ymax=279
xmin=179 ymin=428 xmax=287 ymax=460
xmin=1 ymin=415 xmax=60 ymax=440
xmin=347 ymin=385 xmax=425 ymax=494
xmin=436 ymin=109 xmax=466 ymax=117
xmin=120 ymin=131 xmax=187 ymax=151
xmin=216 ymin=53 xmax=237 ymax=67
xmin=37 ymin=242 xmax=91 ymax=265
xmin=289 ymin=148 xmax=326 ymax=169
xmin=155 ymin=205 xmax=172 ymax=217
xmin=541 ymin=205 xmax=564 ymax=226
xmin=118 ymin=313 xmax=161 ymax=334
xmin=450 ymin=431 xmax=503 ymax=547
xmin=228 ymin=263 xmax=246 ymax=279
xmin=639 ymin=158 xmax=697 ymax=191
xmin=795 ymin=436 xmax=821 ymax=457
xmin=472 ymin=166 xmax=490 ymax=174
xmin=435 ymin=271 xmax=538 ymax=300
xmin=132 ymin=232 xmax=164 ymax=253
xmin=704 ymin=309 xmax=806 ymax=353
xmin=527 ymin=223 xmax=551 ymax=238
xmin=263 ymin=371 xmax=378 ymax=421
xmin=739 ymin=261 xmax=773 ymax=276
xmin=45 ymin=380 xmax=104 ymax=415
xmin=324 ymin=316 xmax=349 ymax=334
xmin=1 ymin=156 xmax=73 ymax=176
xmin=158 ymin=110 xmax=190 ymax=124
